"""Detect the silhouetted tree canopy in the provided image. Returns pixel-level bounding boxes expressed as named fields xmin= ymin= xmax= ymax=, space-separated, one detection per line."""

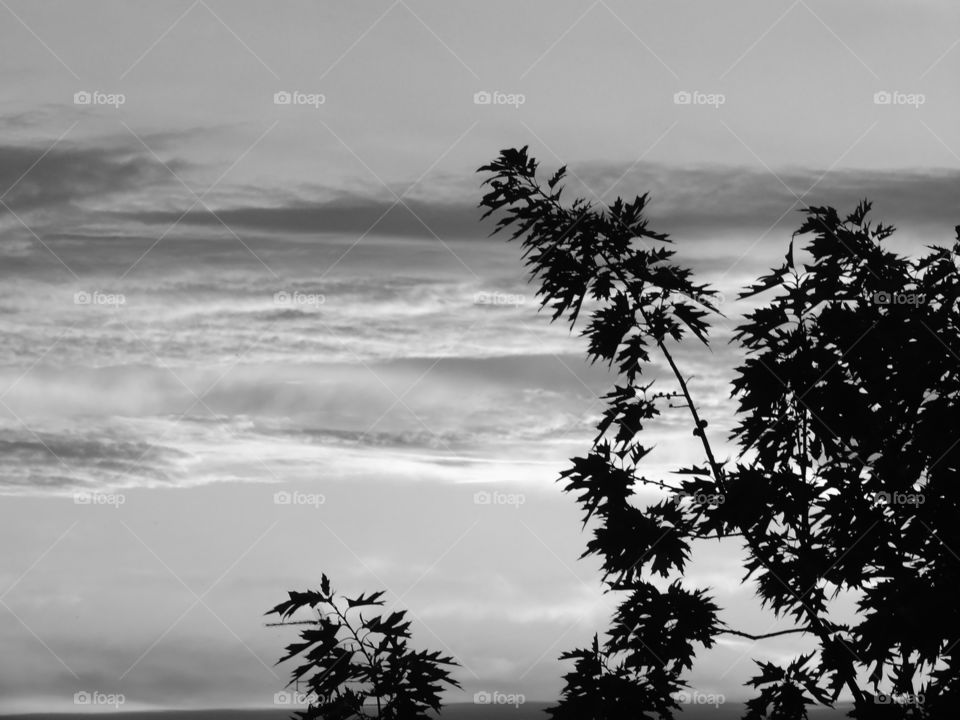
xmin=268 ymin=573 xmax=460 ymax=720
xmin=479 ymin=146 xmax=960 ymax=719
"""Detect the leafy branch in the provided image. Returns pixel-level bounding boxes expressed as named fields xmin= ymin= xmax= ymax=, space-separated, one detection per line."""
xmin=267 ymin=574 xmax=460 ymax=720
xmin=479 ymin=146 xmax=960 ymax=719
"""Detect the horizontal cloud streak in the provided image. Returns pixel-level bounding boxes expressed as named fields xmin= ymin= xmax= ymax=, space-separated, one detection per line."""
xmin=0 ymin=142 xmax=182 ymax=215
xmin=3 ymin=138 xmax=957 ymax=250
xmin=104 ymin=164 xmax=960 ymax=244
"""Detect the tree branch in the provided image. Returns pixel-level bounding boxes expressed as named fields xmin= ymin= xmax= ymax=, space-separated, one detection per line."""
xmin=718 ymin=625 xmax=813 ymax=640
xmin=655 ymin=340 xmax=725 ymax=491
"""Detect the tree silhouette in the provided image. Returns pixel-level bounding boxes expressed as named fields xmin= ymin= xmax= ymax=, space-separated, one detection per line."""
xmin=479 ymin=147 xmax=960 ymax=719
xmin=267 ymin=573 xmax=460 ymax=719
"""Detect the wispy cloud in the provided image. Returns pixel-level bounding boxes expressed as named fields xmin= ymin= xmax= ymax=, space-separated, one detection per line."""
xmin=0 ymin=142 xmax=184 ymax=214
xmin=5 ymin=136 xmax=958 ymax=251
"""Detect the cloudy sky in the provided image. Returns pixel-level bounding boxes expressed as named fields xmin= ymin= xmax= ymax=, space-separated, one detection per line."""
xmin=1 ymin=0 xmax=958 ymax=712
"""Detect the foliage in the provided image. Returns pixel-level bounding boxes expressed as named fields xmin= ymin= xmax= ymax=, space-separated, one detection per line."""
xmin=478 ymin=146 xmax=960 ymax=719
xmin=268 ymin=573 xmax=460 ymax=720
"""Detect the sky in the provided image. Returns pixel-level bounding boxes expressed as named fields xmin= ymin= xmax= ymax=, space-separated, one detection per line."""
xmin=1 ymin=0 xmax=959 ymax=713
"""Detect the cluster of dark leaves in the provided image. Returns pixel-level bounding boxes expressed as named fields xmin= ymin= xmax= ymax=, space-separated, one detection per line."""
xmin=733 ymin=204 xmax=960 ymax=717
xmin=267 ymin=573 xmax=460 ymax=720
xmin=478 ymin=146 xmax=960 ymax=719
